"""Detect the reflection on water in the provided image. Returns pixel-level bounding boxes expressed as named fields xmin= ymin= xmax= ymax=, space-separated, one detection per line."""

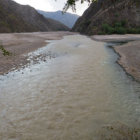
xmin=0 ymin=35 xmax=140 ymax=140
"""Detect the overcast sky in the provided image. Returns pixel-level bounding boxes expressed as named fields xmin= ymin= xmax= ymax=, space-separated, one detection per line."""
xmin=13 ymin=0 xmax=89 ymax=15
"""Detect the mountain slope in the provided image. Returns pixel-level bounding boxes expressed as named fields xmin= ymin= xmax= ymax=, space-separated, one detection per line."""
xmin=0 ymin=0 xmax=69 ymax=33
xmin=72 ymin=0 xmax=140 ymax=35
xmin=38 ymin=10 xmax=79 ymax=28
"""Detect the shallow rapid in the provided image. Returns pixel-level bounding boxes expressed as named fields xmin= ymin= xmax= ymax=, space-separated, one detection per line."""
xmin=0 ymin=35 xmax=140 ymax=140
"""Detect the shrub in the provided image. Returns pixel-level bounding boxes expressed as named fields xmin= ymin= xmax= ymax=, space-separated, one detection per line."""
xmin=102 ymin=24 xmax=115 ymax=34
xmin=100 ymin=22 xmax=140 ymax=35
xmin=121 ymin=20 xmax=127 ymax=27
xmin=98 ymin=31 xmax=105 ymax=35
xmin=127 ymin=28 xmax=140 ymax=34
xmin=114 ymin=13 xmax=119 ymax=17
xmin=0 ymin=43 xmax=11 ymax=56
xmin=114 ymin=27 xmax=127 ymax=34
xmin=114 ymin=22 xmax=122 ymax=27
xmin=85 ymin=20 xmax=91 ymax=26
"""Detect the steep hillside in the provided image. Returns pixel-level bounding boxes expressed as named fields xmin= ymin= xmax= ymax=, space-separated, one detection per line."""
xmin=72 ymin=0 xmax=140 ymax=35
xmin=0 ymin=0 xmax=69 ymax=33
xmin=38 ymin=10 xmax=79 ymax=28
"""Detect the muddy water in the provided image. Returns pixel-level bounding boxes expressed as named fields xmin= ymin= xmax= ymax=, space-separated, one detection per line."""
xmin=0 ymin=35 xmax=140 ymax=140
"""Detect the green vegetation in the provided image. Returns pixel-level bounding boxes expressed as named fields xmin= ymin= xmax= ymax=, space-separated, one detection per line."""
xmin=100 ymin=21 xmax=140 ymax=34
xmin=63 ymin=0 xmax=95 ymax=12
xmin=63 ymin=0 xmax=121 ymax=12
xmin=0 ymin=43 xmax=11 ymax=56
xmin=85 ymin=20 xmax=91 ymax=26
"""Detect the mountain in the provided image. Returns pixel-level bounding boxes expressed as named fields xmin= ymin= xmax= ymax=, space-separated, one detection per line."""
xmin=38 ymin=10 xmax=79 ymax=28
xmin=72 ymin=0 xmax=140 ymax=35
xmin=0 ymin=0 xmax=69 ymax=33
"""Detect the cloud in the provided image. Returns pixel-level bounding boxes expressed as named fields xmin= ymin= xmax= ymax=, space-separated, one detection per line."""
xmin=13 ymin=0 xmax=89 ymax=15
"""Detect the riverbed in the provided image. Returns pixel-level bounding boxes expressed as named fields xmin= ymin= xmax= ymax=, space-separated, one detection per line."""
xmin=0 ymin=35 xmax=140 ymax=140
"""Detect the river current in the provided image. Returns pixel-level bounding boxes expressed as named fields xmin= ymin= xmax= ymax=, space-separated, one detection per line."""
xmin=0 ymin=35 xmax=140 ymax=140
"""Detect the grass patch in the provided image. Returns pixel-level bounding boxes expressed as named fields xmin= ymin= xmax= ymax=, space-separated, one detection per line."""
xmin=0 ymin=43 xmax=11 ymax=56
xmin=100 ymin=21 xmax=140 ymax=34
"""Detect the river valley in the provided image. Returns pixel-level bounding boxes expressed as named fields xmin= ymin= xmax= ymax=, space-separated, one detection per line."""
xmin=0 ymin=35 xmax=140 ymax=140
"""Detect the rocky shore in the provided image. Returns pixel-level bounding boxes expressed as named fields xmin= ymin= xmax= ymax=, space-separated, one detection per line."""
xmin=91 ymin=34 xmax=140 ymax=82
xmin=0 ymin=32 xmax=76 ymax=75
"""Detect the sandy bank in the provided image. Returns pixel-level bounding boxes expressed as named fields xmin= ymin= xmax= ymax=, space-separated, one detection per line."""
xmin=114 ymin=41 xmax=140 ymax=82
xmin=91 ymin=34 xmax=140 ymax=82
xmin=0 ymin=31 xmax=76 ymax=74
xmin=91 ymin=34 xmax=140 ymax=42
xmin=1 ymin=33 xmax=140 ymax=82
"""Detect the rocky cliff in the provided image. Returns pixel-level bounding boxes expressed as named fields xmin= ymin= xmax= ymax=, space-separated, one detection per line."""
xmin=72 ymin=0 xmax=140 ymax=35
xmin=0 ymin=0 xmax=69 ymax=33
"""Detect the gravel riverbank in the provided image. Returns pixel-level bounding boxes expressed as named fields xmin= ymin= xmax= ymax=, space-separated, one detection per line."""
xmin=0 ymin=32 xmax=76 ymax=74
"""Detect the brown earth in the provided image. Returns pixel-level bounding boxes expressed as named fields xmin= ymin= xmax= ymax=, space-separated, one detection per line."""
xmin=91 ymin=34 xmax=140 ymax=82
xmin=0 ymin=32 xmax=76 ymax=75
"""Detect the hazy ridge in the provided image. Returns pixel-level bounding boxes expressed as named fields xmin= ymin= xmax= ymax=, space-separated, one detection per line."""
xmin=38 ymin=10 xmax=79 ymax=28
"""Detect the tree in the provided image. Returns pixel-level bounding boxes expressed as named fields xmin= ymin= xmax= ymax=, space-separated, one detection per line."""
xmin=63 ymin=0 xmax=96 ymax=12
xmin=63 ymin=0 xmax=122 ymax=12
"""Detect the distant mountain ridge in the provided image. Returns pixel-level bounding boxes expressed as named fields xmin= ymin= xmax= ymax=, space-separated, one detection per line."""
xmin=38 ymin=10 xmax=79 ymax=28
xmin=0 ymin=0 xmax=69 ymax=33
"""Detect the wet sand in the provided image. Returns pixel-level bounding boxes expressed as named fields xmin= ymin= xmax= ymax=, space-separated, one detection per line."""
xmin=0 ymin=32 xmax=76 ymax=74
xmin=91 ymin=34 xmax=140 ymax=82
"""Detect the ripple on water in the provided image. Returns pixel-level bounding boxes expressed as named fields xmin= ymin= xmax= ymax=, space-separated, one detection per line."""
xmin=0 ymin=35 xmax=140 ymax=140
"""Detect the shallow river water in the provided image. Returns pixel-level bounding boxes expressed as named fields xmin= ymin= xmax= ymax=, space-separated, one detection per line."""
xmin=0 ymin=35 xmax=140 ymax=140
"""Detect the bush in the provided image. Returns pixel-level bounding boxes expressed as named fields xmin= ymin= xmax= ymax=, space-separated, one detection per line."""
xmin=121 ymin=20 xmax=127 ymax=27
xmin=114 ymin=27 xmax=126 ymax=34
xmin=102 ymin=24 xmax=115 ymax=34
xmin=0 ymin=43 xmax=11 ymax=56
xmin=127 ymin=28 xmax=140 ymax=34
xmin=100 ymin=22 xmax=140 ymax=35
xmin=114 ymin=22 xmax=122 ymax=27
xmin=85 ymin=20 xmax=91 ymax=26
xmin=98 ymin=31 xmax=105 ymax=35
xmin=114 ymin=13 xmax=119 ymax=17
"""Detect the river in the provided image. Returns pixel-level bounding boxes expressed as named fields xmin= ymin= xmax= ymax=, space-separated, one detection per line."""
xmin=0 ymin=35 xmax=140 ymax=140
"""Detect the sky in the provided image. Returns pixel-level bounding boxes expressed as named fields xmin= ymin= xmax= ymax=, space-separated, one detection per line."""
xmin=13 ymin=0 xmax=89 ymax=16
